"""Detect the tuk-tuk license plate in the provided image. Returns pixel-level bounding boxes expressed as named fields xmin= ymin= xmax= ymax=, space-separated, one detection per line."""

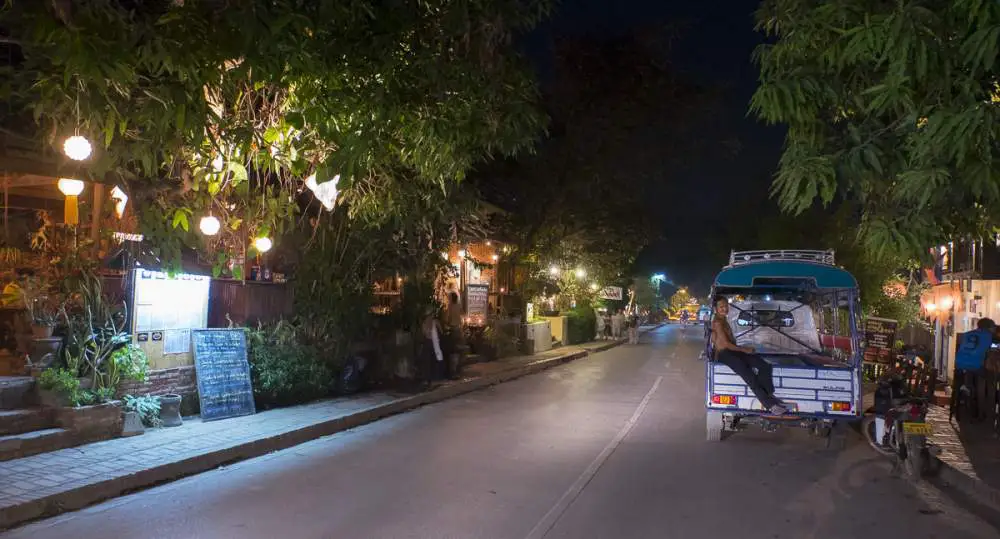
xmin=902 ymin=422 xmax=932 ymax=435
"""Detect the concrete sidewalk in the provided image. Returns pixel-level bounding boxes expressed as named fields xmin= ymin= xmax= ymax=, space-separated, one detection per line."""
xmin=925 ymin=405 xmax=1000 ymax=512
xmin=0 ymin=327 xmax=661 ymax=530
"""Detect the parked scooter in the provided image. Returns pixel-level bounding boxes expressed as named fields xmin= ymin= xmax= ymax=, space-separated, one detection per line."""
xmin=862 ymin=375 xmax=940 ymax=478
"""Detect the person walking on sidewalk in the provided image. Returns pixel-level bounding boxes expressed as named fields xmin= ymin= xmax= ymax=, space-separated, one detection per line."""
xmin=611 ymin=309 xmax=623 ymax=339
xmin=420 ymin=307 xmax=445 ymax=385
xmin=442 ymin=292 xmax=464 ymax=380
xmin=627 ymin=312 xmax=639 ymax=344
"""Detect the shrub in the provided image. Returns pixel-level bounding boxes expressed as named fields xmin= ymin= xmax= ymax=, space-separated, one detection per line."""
xmin=566 ymin=304 xmax=597 ymax=345
xmin=247 ymin=321 xmax=335 ymax=409
xmin=37 ymin=368 xmax=81 ymax=404
xmin=123 ymin=394 xmax=162 ymax=427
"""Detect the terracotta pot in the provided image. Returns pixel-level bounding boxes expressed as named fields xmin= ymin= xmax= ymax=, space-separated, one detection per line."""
xmin=31 ymin=325 xmax=54 ymax=339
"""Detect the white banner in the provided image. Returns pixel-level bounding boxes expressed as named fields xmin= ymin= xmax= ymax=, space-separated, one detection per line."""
xmin=599 ymin=286 xmax=623 ymax=301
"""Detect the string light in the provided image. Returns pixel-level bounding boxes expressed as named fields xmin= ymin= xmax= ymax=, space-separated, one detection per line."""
xmin=199 ymin=216 xmax=221 ymax=236
xmin=254 ymin=237 xmax=273 ymax=253
xmin=63 ymin=135 xmax=92 ymax=161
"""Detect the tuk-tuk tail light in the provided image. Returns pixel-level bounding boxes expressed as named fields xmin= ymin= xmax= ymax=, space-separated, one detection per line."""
xmin=830 ymin=402 xmax=852 ymax=412
xmin=712 ymin=395 xmax=738 ymax=406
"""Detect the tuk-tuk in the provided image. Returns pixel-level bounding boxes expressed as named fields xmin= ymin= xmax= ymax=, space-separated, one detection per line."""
xmin=705 ymin=250 xmax=862 ymax=445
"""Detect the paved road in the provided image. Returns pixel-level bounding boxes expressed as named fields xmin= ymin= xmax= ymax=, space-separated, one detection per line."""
xmin=5 ymin=326 xmax=999 ymax=539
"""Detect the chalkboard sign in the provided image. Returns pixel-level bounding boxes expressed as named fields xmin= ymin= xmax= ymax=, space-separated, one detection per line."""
xmin=466 ymin=284 xmax=489 ymax=318
xmin=863 ymin=317 xmax=898 ymax=364
xmin=191 ymin=329 xmax=256 ymax=421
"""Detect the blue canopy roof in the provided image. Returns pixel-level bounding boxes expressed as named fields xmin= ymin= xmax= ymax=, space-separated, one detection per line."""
xmin=713 ymin=261 xmax=858 ymax=290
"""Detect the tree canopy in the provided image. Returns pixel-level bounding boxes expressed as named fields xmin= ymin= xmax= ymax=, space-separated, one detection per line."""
xmin=2 ymin=0 xmax=550 ymax=270
xmin=476 ymin=28 xmax=711 ymax=287
xmin=751 ymin=0 xmax=1000 ymax=259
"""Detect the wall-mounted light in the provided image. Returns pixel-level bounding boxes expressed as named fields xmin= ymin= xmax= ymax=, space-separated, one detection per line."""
xmin=57 ymin=178 xmax=85 ymax=225
xmin=199 ymin=215 xmax=221 ymax=236
xmin=63 ymin=135 xmax=92 ymax=161
xmin=110 ymin=186 xmax=129 ymax=218
xmin=575 ymin=268 xmax=586 ymax=278
xmin=305 ymin=173 xmax=339 ymax=210
xmin=549 ymin=266 xmax=559 ymax=275
xmin=491 ymin=254 xmax=499 ymax=261
xmin=457 ymin=249 xmax=467 ymax=258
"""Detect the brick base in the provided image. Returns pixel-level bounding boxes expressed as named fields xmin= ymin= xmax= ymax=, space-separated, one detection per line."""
xmin=118 ymin=366 xmax=201 ymax=417
xmin=119 ymin=366 xmax=197 ymax=398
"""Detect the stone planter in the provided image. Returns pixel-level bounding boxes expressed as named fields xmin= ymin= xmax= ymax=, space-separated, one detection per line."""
xmin=122 ymin=411 xmax=145 ymax=437
xmin=158 ymin=394 xmax=183 ymax=427
xmin=29 ymin=337 xmax=61 ymax=369
xmin=37 ymin=389 xmax=70 ymax=408
xmin=54 ymin=401 xmax=123 ymax=437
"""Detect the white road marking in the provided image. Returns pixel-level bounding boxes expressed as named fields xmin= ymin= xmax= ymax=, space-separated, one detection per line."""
xmin=524 ymin=375 xmax=664 ymax=539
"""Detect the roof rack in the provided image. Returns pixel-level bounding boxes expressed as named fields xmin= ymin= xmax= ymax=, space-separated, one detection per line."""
xmin=729 ymin=250 xmax=835 ymax=266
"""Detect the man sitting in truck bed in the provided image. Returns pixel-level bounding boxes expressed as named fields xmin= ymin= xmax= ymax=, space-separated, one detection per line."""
xmin=712 ymin=295 xmax=787 ymax=415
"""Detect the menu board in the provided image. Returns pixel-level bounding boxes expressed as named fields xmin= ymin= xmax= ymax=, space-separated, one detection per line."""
xmin=132 ymin=270 xmax=210 ymax=337
xmin=466 ymin=284 xmax=489 ymax=321
xmin=191 ymin=329 xmax=256 ymax=421
xmin=863 ymin=317 xmax=898 ymax=364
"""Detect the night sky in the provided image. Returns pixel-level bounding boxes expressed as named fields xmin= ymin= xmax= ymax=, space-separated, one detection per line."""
xmin=529 ymin=0 xmax=786 ymax=296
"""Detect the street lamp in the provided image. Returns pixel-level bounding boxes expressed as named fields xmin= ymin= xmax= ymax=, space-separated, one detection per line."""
xmin=549 ymin=266 xmax=559 ymax=276
xmin=575 ymin=268 xmax=586 ymax=278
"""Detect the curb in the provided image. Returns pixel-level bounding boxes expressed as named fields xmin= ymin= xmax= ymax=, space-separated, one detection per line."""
xmin=932 ymin=454 xmax=1000 ymax=516
xmin=0 ymin=330 xmax=658 ymax=530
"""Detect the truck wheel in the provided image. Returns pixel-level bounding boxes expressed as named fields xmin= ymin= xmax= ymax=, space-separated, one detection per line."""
xmin=706 ymin=410 xmax=724 ymax=442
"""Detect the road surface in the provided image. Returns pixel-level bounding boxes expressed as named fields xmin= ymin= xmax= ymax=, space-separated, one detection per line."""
xmin=5 ymin=326 xmax=998 ymax=539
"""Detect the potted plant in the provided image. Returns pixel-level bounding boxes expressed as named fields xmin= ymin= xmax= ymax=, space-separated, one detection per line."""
xmin=123 ymin=394 xmax=162 ymax=435
xmin=7 ymin=275 xmax=60 ymax=338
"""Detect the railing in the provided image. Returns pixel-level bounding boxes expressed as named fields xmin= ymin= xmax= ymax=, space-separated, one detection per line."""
xmin=729 ymin=250 xmax=836 ymax=266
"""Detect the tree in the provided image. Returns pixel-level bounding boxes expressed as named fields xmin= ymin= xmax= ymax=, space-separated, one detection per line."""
xmin=476 ymin=28 xmax=714 ymax=287
xmin=631 ymin=277 xmax=660 ymax=311
xmin=669 ymin=288 xmax=693 ymax=314
xmin=751 ymin=0 xmax=1000 ymax=260
xmin=729 ymin=188 xmax=924 ymax=323
xmin=2 ymin=0 xmax=550 ymax=271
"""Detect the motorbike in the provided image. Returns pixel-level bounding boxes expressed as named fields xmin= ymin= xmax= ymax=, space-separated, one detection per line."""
xmin=862 ymin=375 xmax=940 ymax=478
